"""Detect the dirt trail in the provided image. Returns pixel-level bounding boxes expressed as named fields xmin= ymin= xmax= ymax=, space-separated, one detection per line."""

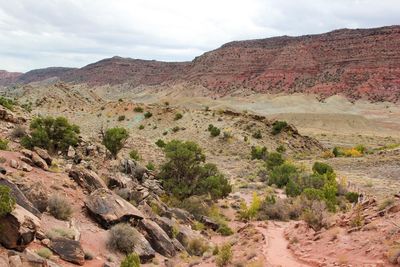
xmin=256 ymin=221 xmax=311 ymax=267
xmin=239 ymin=189 xmax=311 ymax=267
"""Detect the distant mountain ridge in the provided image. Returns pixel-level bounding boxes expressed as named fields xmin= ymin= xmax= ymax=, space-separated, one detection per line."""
xmin=2 ymin=25 xmax=400 ymax=102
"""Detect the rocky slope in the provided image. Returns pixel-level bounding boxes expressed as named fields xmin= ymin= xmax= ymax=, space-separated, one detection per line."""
xmin=0 ymin=70 xmax=22 ymax=86
xmin=1 ymin=26 xmax=400 ymax=102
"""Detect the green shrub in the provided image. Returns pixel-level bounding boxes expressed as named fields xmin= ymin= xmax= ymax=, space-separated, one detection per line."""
xmin=134 ymin=107 xmax=143 ymax=112
xmin=312 ymin=162 xmax=334 ymax=175
xmin=272 ymin=121 xmax=288 ymax=135
xmin=276 ymin=144 xmax=286 ymax=153
xmin=302 ymin=173 xmax=327 ymax=189
xmin=102 ymin=127 xmax=129 ymax=158
xmin=216 ymin=243 xmax=232 ymax=267
xmin=0 ymin=185 xmax=15 ymax=217
xmin=117 ymin=115 xmax=126 ymax=121
xmin=195 ymin=167 xmax=232 ymax=200
xmin=144 ymin=111 xmax=152 ymax=118
xmin=285 ymin=179 xmax=302 ymax=197
xmin=302 ymin=188 xmax=324 ymax=200
xmin=268 ymin=163 xmax=299 ymax=188
xmin=36 ymin=248 xmax=52 ymax=259
xmin=146 ymin=162 xmax=155 ymax=171
xmin=322 ymin=182 xmax=338 ymax=212
xmin=129 ymin=149 xmax=141 ymax=161
xmin=332 ymin=147 xmax=342 ymax=157
xmin=108 ymin=224 xmax=139 ymax=254
xmin=252 ymin=130 xmax=262 ymax=139
xmin=354 ymin=144 xmax=366 ymax=154
xmin=48 ymin=195 xmax=72 ymax=220
xmin=155 ymin=139 xmax=166 ymax=148
xmin=174 ymin=113 xmax=183 ymax=120
xmin=120 ymin=253 xmax=140 ymax=267
xmin=265 ymin=152 xmax=284 ymax=170
xmin=0 ymin=96 xmax=15 ymax=110
xmin=239 ymin=192 xmax=261 ymax=220
xmin=172 ymin=126 xmax=180 ymax=133
xmin=251 ymin=146 xmax=268 ymax=160
xmin=0 ymin=139 xmax=8 ymax=150
xmin=209 ymin=126 xmax=221 ymax=137
xmin=21 ymin=116 xmax=80 ymax=152
xmin=217 ymin=223 xmax=234 ymax=236
xmin=159 ymin=140 xmax=231 ymax=200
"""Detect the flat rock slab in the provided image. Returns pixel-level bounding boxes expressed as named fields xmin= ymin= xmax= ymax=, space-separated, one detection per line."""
xmin=139 ymin=219 xmax=176 ymax=257
xmin=49 ymin=237 xmax=85 ymax=265
xmin=0 ymin=177 xmax=41 ymax=218
xmin=85 ymin=188 xmax=144 ymax=228
xmin=69 ymin=166 xmax=106 ymax=193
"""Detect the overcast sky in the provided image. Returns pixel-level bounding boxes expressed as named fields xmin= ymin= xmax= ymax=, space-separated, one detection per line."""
xmin=1 ymin=0 xmax=399 ymax=72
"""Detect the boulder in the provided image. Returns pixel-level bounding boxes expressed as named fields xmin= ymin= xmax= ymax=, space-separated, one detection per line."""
xmin=31 ymin=153 xmax=48 ymax=171
xmin=69 ymin=166 xmax=106 ymax=193
xmin=67 ymin=146 xmax=76 ymax=159
xmin=10 ymin=159 xmax=19 ymax=169
xmin=48 ymin=237 xmax=85 ymax=265
xmin=21 ymin=163 xmax=32 ymax=172
xmin=19 ymin=156 xmax=33 ymax=166
xmin=120 ymin=159 xmax=147 ymax=181
xmin=153 ymin=216 xmax=177 ymax=239
xmin=0 ymin=178 xmax=41 ymax=217
xmin=139 ymin=219 xmax=176 ymax=257
xmin=0 ymin=205 xmax=40 ymax=251
xmin=85 ymin=188 xmax=144 ymax=228
xmin=200 ymin=215 xmax=219 ymax=231
xmin=108 ymin=173 xmax=130 ymax=189
xmin=33 ymin=147 xmax=52 ymax=165
xmin=21 ymin=149 xmax=33 ymax=159
xmin=128 ymin=227 xmax=156 ymax=262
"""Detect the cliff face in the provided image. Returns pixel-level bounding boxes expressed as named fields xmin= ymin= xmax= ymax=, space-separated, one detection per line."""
xmin=2 ymin=26 xmax=400 ymax=102
xmin=183 ymin=26 xmax=400 ymax=102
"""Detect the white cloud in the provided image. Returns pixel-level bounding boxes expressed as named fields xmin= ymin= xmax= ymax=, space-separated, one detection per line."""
xmin=0 ymin=0 xmax=399 ymax=71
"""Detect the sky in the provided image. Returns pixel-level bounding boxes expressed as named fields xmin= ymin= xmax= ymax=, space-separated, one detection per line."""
xmin=0 ymin=0 xmax=399 ymax=72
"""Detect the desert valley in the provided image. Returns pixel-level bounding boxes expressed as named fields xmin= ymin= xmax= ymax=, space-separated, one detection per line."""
xmin=0 ymin=25 xmax=399 ymax=267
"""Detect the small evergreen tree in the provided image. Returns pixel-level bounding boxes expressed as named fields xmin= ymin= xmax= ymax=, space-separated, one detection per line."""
xmin=102 ymin=127 xmax=129 ymax=158
xmin=21 ymin=116 xmax=80 ymax=152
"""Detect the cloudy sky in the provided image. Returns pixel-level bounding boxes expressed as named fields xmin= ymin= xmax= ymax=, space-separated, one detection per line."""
xmin=1 ymin=0 xmax=399 ymax=72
